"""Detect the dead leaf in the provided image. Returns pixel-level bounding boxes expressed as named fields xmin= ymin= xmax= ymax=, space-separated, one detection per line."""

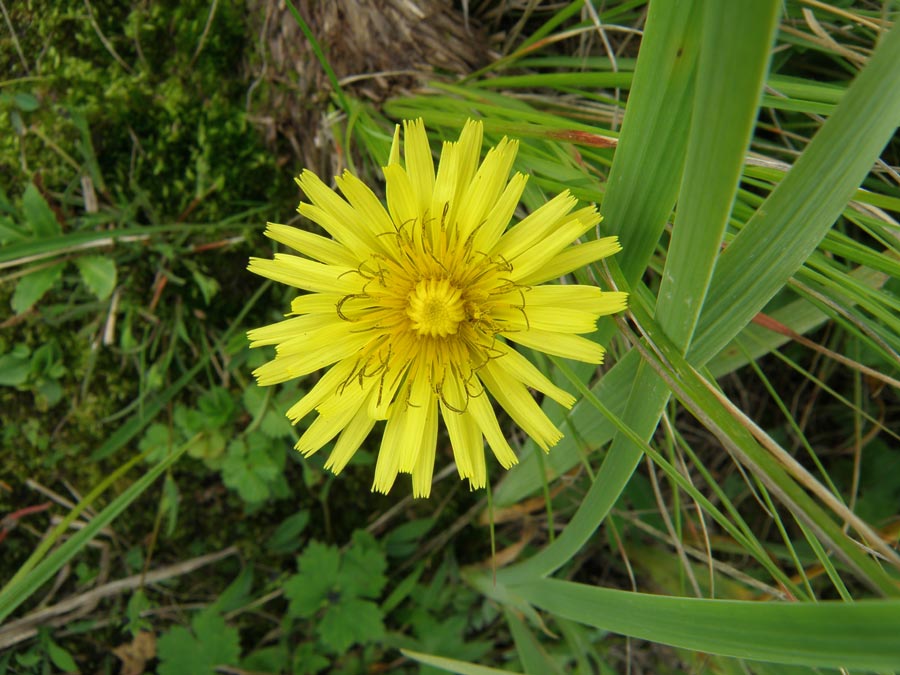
xmin=112 ymin=631 xmax=156 ymax=675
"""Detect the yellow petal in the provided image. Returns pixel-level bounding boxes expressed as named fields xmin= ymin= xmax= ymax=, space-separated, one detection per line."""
xmin=383 ymin=163 xmax=419 ymax=239
xmin=325 ymin=403 xmax=376 ymax=474
xmin=491 ymin=191 xmax=577 ymax=261
xmin=252 ymin=329 xmax=371 ymax=384
xmin=264 ymin=222 xmax=357 ymax=266
xmin=493 ymin=343 xmax=576 ymax=408
xmin=503 ymin=329 xmax=606 ymax=364
xmin=290 ymin=293 xmax=342 ymax=316
xmin=373 ymin=413 xmax=402 ymax=495
xmin=295 ymin=398 xmax=360 ymax=457
xmin=247 ymin=313 xmax=338 ymax=347
xmin=524 ymin=284 xmax=610 ymax=311
xmin=388 ymin=124 xmax=401 ymax=166
xmin=467 ymin=388 xmax=518 ymax=469
xmin=247 ymin=254 xmax=358 ymax=294
xmin=274 ymin=320 xmax=372 ymax=356
xmin=441 ymin=392 xmax=485 ymax=487
xmin=431 ymin=119 xmax=483 ymax=234
xmin=472 ymin=172 xmax=528 ymax=253
xmin=480 ymin=359 xmax=563 ymax=451
xmin=516 ymin=236 xmax=621 ymax=286
xmin=335 ymin=171 xmax=396 ymax=239
xmin=411 ymin=396 xmax=439 ymax=498
xmin=296 ymin=378 xmax=375 ymax=457
xmin=503 ymin=207 xmax=600 ymax=282
xmin=296 ymin=170 xmax=382 ymax=254
xmin=494 ymin=304 xmax=601 ymax=334
xmin=403 ymin=119 xmax=436 ymax=216
xmin=284 ymin=358 xmax=357 ymax=423
xmin=455 ymin=137 xmax=518 ymax=243
xmin=397 ymin=372 xmax=433 ymax=473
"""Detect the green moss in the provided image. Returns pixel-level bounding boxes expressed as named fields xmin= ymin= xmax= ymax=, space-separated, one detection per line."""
xmin=1 ymin=0 xmax=291 ymax=222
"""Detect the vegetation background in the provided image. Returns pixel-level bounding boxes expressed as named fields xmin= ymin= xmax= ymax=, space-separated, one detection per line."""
xmin=1 ymin=1 xmax=900 ymax=673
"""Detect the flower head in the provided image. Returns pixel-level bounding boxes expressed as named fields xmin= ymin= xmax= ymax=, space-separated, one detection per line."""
xmin=248 ymin=119 xmax=626 ymax=497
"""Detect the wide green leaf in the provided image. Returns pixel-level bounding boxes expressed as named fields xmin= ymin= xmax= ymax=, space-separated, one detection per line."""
xmin=402 ymin=650 xmax=520 ymax=675
xmin=516 ymin=579 xmax=900 ymax=671
xmin=691 ymin=17 xmax=900 ymax=362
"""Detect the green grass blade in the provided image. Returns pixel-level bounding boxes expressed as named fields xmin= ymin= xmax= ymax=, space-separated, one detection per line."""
xmin=497 ymin=12 xmax=900 ymax=510
xmin=497 ymin=1 xmax=780 ymax=570
xmin=599 ymin=0 xmax=702 ymax=283
xmin=495 ymin=0 xmax=703 ymax=507
xmin=88 ymin=360 xmax=206 ymax=461
xmin=691 ymin=20 xmax=900 ymax=363
xmin=402 ymin=649 xmax=520 ymax=675
xmin=505 ymin=609 xmax=564 ymax=675
xmin=502 ymin=0 xmax=783 ymax=580
xmin=516 ymin=579 xmax=900 ymax=670
xmin=657 ymin=1 xmax=780 ymax=349
xmin=0 ymin=438 xmax=192 ymax=623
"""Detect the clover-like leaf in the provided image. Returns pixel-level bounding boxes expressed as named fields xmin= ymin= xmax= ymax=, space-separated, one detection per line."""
xmin=318 ymin=597 xmax=385 ymax=653
xmin=221 ymin=436 xmax=281 ymax=504
xmin=339 ymin=530 xmax=387 ymax=600
xmin=198 ymin=386 xmax=236 ymax=427
xmin=157 ymin=609 xmax=240 ymax=675
xmin=284 ymin=541 xmax=340 ymax=619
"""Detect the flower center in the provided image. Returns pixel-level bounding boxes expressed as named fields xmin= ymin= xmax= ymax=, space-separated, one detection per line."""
xmin=407 ymin=278 xmax=466 ymax=338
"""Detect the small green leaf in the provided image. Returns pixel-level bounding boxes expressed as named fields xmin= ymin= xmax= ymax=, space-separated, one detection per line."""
xmin=242 ymin=385 xmax=266 ymax=416
xmin=318 ymin=597 xmax=385 ymax=653
xmin=139 ymin=423 xmax=176 ymax=463
xmin=261 ymin=409 xmax=294 ymax=438
xmin=157 ymin=626 xmax=201 ymax=675
xmin=292 ymin=643 xmax=330 ymax=675
xmin=211 ymin=566 xmax=254 ymax=614
xmin=223 ymin=459 xmax=268 ymax=502
xmin=30 ymin=342 xmax=64 ymax=379
xmin=284 ymin=542 xmax=340 ymax=618
xmin=174 ymin=405 xmax=205 ymax=435
xmin=0 ymin=346 xmax=31 ymax=386
xmin=15 ymin=649 xmax=41 ymax=667
xmin=198 ymin=386 xmax=235 ymax=427
xmin=125 ymin=590 xmax=153 ymax=636
xmin=186 ymin=429 xmax=226 ymax=460
xmin=157 ymin=610 xmax=240 ymax=675
xmin=12 ymin=263 xmax=64 ymax=314
xmin=13 ymin=92 xmax=40 ymax=112
xmin=384 ymin=518 xmax=436 ymax=558
xmin=242 ymin=645 xmax=290 ymax=674
xmin=75 ymin=255 xmax=117 ymax=300
xmin=9 ymin=109 xmax=24 ymax=135
xmin=21 ymin=183 xmax=61 ymax=237
xmin=0 ymin=215 xmax=27 ymax=243
xmin=221 ymin=436 xmax=280 ymax=504
xmin=192 ymin=268 xmax=220 ymax=305
xmin=161 ymin=473 xmax=180 ymax=537
xmin=46 ymin=638 xmax=78 ymax=673
xmin=339 ymin=531 xmax=387 ymax=600
xmin=35 ymin=379 xmax=63 ymax=407
xmin=267 ymin=510 xmax=310 ymax=554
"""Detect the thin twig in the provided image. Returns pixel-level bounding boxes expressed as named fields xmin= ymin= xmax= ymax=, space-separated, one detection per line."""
xmin=83 ymin=0 xmax=133 ymax=72
xmin=0 ymin=0 xmax=29 ymax=74
xmin=190 ymin=0 xmax=220 ymax=68
xmin=0 ymin=546 xmax=238 ymax=650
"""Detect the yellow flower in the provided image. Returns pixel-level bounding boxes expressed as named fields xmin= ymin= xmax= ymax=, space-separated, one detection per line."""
xmin=247 ymin=119 xmax=626 ymax=498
